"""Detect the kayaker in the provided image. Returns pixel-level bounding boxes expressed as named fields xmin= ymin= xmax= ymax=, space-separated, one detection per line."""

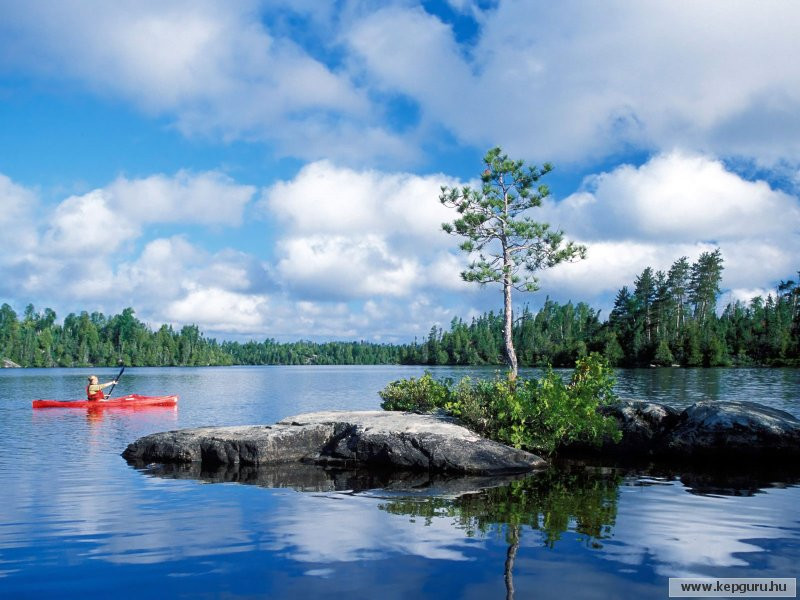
xmin=86 ymin=375 xmax=117 ymax=401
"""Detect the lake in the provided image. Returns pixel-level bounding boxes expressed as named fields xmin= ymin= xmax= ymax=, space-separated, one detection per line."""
xmin=1 ymin=366 xmax=799 ymax=599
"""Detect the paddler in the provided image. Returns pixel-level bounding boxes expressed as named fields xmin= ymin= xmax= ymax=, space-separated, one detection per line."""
xmin=86 ymin=375 xmax=117 ymax=401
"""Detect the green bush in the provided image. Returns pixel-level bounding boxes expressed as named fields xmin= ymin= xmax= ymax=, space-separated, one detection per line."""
xmin=378 ymin=372 xmax=452 ymax=412
xmin=379 ymin=353 xmax=621 ymax=455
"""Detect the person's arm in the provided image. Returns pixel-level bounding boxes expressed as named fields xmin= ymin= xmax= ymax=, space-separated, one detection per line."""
xmin=95 ymin=380 xmax=117 ymax=399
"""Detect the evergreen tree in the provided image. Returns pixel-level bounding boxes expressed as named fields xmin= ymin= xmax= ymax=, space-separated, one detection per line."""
xmin=440 ymin=147 xmax=585 ymax=380
xmin=689 ymin=249 xmax=724 ymax=324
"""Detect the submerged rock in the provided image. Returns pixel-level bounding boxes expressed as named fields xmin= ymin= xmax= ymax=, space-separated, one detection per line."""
xmin=123 ymin=410 xmax=547 ymax=475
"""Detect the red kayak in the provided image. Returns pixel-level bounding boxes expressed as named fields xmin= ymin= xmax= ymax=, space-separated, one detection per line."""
xmin=32 ymin=394 xmax=178 ymax=409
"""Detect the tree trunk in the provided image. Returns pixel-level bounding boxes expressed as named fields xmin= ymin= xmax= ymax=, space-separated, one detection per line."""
xmin=503 ymin=253 xmax=518 ymax=381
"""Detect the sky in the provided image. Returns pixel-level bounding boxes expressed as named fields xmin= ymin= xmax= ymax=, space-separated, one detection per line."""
xmin=0 ymin=0 xmax=799 ymax=342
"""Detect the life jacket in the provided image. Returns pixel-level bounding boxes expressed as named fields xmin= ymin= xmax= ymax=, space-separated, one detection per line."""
xmin=86 ymin=385 xmax=104 ymax=401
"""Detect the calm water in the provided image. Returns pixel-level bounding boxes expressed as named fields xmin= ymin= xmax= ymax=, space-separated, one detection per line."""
xmin=1 ymin=366 xmax=799 ymax=599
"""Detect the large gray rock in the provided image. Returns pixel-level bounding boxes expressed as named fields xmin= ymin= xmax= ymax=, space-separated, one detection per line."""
xmin=566 ymin=400 xmax=681 ymax=456
xmin=666 ymin=401 xmax=800 ymax=458
xmin=123 ymin=410 xmax=547 ymax=475
xmin=564 ymin=399 xmax=800 ymax=461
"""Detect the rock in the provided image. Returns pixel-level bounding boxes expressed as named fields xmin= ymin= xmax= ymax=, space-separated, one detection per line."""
xmin=2 ymin=358 xmax=21 ymax=368
xmin=564 ymin=399 xmax=800 ymax=462
xmin=666 ymin=401 xmax=800 ymax=459
xmin=123 ymin=410 xmax=547 ymax=475
xmin=562 ymin=400 xmax=680 ymax=457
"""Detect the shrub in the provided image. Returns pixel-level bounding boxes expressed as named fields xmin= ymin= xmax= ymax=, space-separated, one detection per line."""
xmin=378 ymin=372 xmax=451 ymax=412
xmin=523 ymin=354 xmax=621 ymax=454
xmin=379 ymin=353 xmax=621 ymax=455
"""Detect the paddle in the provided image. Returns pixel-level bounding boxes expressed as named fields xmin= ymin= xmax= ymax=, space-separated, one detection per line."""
xmin=106 ymin=361 xmax=126 ymax=398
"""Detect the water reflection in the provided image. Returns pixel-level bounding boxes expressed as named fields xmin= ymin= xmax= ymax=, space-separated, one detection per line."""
xmin=130 ymin=459 xmax=800 ymax=589
xmin=85 ymin=404 xmax=179 ymax=425
xmin=377 ymin=466 xmax=621 ymax=600
xmin=377 ymin=466 xmax=620 ymax=549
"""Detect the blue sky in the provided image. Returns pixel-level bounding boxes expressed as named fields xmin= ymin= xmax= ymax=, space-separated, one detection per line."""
xmin=1 ymin=1 xmax=799 ymax=342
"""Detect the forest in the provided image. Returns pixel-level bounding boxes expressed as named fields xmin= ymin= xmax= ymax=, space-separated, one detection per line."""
xmin=404 ymin=251 xmax=799 ymax=367
xmin=1 ymin=251 xmax=798 ymax=368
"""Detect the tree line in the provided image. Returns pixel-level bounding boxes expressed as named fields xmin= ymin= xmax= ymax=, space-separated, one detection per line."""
xmin=0 ymin=304 xmax=403 ymax=367
xmin=403 ymin=252 xmax=799 ymax=367
xmin=0 ymin=255 xmax=797 ymax=368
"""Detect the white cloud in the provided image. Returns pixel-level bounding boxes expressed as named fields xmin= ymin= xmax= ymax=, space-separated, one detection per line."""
xmin=601 ymin=481 xmax=800 ymax=577
xmin=537 ymin=152 xmax=800 ymax=302
xmin=546 ymin=152 xmax=800 ymax=243
xmin=277 ymin=235 xmax=421 ymax=300
xmin=3 ymin=147 xmax=797 ymax=340
xmin=0 ymin=175 xmax=41 ymax=298
xmin=273 ymin=493 xmax=477 ymax=564
xmin=0 ymin=1 xmax=410 ymax=163
xmin=263 ymin=160 xmax=467 ymax=302
xmin=344 ymin=2 xmax=800 ymax=166
xmin=42 ymin=190 xmax=140 ymax=256
xmin=3 ymin=3 xmax=799 ymax=168
xmin=0 ymin=174 xmax=38 ymax=251
xmin=0 ymin=171 xmax=272 ymax=333
xmin=164 ymin=287 xmax=269 ymax=333
xmin=108 ymin=171 xmax=255 ymax=226
xmin=263 ymin=160 xmax=460 ymax=242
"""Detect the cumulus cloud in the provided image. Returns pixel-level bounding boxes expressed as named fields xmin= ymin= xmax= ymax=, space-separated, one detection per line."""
xmin=538 ymin=152 xmax=800 ymax=299
xmin=42 ymin=190 xmax=140 ymax=256
xmin=0 ymin=171 xmax=269 ymax=329
xmin=545 ymin=152 xmax=800 ymax=243
xmin=33 ymin=169 xmax=256 ymax=262
xmin=108 ymin=171 xmax=255 ymax=226
xmin=262 ymin=160 xmax=469 ymax=302
xmin=3 ymin=148 xmax=798 ymax=340
xmin=0 ymin=174 xmax=39 ymax=251
xmin=276 ymin=235 xmax=420 ymax=300
xmin=164 ymin=287 xmax=269 ymax=334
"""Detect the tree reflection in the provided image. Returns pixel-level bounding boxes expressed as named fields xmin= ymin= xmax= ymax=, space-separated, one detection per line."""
xmin=378 ymin=466 xmax=620 ymax=547
xmin=378 ymin=466 xmax=621 ymax=599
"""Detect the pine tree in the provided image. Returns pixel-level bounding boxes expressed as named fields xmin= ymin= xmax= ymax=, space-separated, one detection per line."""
xmin=440 ymin=147 xmax=585 ymax=380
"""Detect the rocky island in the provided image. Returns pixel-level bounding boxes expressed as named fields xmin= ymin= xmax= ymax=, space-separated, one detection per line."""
xmin=123 ymin=400 xmax=800 ymax=475
xmin=122 ymin=410 xmax=547 ymax=474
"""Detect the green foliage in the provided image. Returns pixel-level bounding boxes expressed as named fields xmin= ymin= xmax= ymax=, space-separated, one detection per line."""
xmin=509 ymin=354 xmax=620 ymax=454
xmin=381 ymin=353 xmax=621 ymax=455
xmin=379 ymin=373 xmax=452 ymax=412
xmin=652 ymin=339 xmax=674 ymax=366
xmin=440 ymin=147 xmax=585 ymax=293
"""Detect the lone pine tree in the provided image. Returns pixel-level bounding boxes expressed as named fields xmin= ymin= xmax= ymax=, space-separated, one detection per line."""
xmin=440 ymin=147 xmax=586 ymax=380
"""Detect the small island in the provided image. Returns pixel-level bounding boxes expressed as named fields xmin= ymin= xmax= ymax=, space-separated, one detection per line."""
xmin=123 ymin=399 xmax=800 ymax=479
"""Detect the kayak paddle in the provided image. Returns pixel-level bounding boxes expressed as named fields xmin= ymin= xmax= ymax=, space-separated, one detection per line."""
xmin=106 ymin=361 xmax=126 ymax=398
